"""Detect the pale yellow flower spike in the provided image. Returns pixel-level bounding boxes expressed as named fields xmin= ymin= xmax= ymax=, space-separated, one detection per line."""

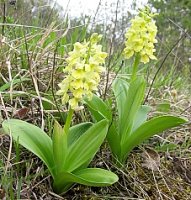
xmin=57 ymin=33 xmax=107 ymax=110
xmin=124 ymin=7 xmax=158 ymax=64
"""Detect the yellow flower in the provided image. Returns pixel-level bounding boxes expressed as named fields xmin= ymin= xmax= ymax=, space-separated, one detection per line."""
xmin=124 ymin=7 xmax=158 ymax=64
xmin=61 ymin=93 xmax=69 ymax=105
xmin=69 ymin=98 xmax=79 ymax=110
xmin=57 ymin=33 xmax=107 ymax=110
xmin=73 ymin=88 xmax=84 ymax=99
xmin=70 ymin=79 xmax=83 ymax=89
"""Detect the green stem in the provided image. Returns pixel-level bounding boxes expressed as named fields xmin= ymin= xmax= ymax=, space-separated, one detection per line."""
xmin=63 ymin=107 xmax=74 ymax=134
xmin=131 ymin=53 xmax=141 ymax=81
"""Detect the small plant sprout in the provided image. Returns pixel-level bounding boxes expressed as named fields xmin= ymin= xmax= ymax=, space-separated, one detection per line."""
xmin=2 ymin=33 xmax=118 ymax=194
xmin=85 ymin=8 xmax=188 ymax=165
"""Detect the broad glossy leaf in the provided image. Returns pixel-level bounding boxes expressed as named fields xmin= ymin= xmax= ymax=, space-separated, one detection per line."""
xmin=84 ymin=94 xmax=112 ymax=122
xmin=2 ymin=119 xmax=55 ymax=177
xmin=64 ymin=120 xmax=108 ymax=172
xmin=54 ymin=168 xmax=118 ymax=194
xmin=132 ymin=105 xmax=151 ymax=132
xmin=121 ymin=116 xmax=187 ymax=162
xmin=52 ymin=121 xmax=67 ymax=174
xmin=112 ymin=78 xmax=129 ymax=125
xmin=68 ymin=122 xmax=92 ymax=146
xmin=107 ymin=122 xmax=121 ymax=157
xmin=114 ymin=78 xmax=146 ymax=146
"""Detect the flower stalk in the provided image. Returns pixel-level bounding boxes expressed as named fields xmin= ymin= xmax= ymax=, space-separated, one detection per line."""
xmin=63 ymin=108 xmax=74 ymax=134
xmin=131 ymin=53 xmax=141 ymax=81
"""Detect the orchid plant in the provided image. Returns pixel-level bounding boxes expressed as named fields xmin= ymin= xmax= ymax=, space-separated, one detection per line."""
xmin=85 ymin=8 xmax=187 ymax=165
xmin=2 ymin=34 xmax=118 ymax=194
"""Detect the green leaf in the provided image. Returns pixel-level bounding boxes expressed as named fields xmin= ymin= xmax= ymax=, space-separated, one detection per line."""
xmin=120 ymin=78 xmax=145 ymax=145
xmin=84 ymin=94 xmax=112 ymax=122
xmin=121 ymin=116 xmax=187 ymax=162
xmin=155 ymin=143 xmax=178 ymax=152
xmin=113 ymin=78 xmax=146 ymax=146
xmin=68 ymin=122 xmax=92 ymax=146
xmin=112 ymin=78 xmax=129 ymax=125
xmin=52 ymin=121 xmax=67 ymax=174
xmin=156 ymin=103 xmax=171 ymax=113
xmin=2 ymin=119 xmax=55 ymax=177
xmin=54 ymin=168 xmax=118 ymax=194
xmin=0 ymin=78 xmax=30 ymax=92
xmin=64 ymin=120 xmax=109 ymax=172
xmin=132 ymin=105 xmax=151 ymax=132
xmin=107 ymin=122 xmax=121 ymax=157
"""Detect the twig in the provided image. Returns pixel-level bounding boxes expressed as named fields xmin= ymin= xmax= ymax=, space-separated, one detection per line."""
xmin=108 ymin=59 xmax=124 ymax=90
xmin=103 ymin=0 xmax=120 ymax=99
xmin=51 ymin=41 xmax=65 ymax=122
xmin=180 ymin=104 xmax=191 ymax=115
xmin=144 ymin=32 xmax=187 ymax=104
xmin=45 ymin=1 xmax=57 ymax=27
xmin=90 ymin=0 xmax=102 ymax=31
xmin=0 ymin=93 xmax=12 ymax=178
xmin=2 ymin=1 xmax=6 ymax=35
xmin=23 ymin=29 xmax=45 ymax=129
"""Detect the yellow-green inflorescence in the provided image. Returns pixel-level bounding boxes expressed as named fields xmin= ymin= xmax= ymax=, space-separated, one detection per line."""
xmin=124 ymin=8 xmax=158 ymax=64
xmin=57 ymin=33 xmax=107 ymax=110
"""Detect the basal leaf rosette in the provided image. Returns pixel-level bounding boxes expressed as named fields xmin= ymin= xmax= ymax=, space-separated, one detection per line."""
xmin=124 ymin=7 xmax=158 ymax=64
xmin=57 ymin=33 xmax=107 ymax=110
